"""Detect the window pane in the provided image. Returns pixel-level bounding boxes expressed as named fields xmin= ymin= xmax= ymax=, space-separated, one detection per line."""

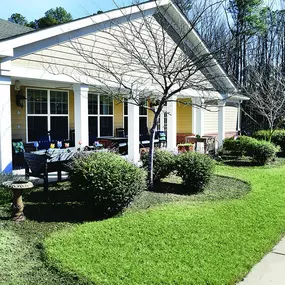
xmin=164 ymin=112 xmax=167 ymax=134
xmin=139 ymin=99 xmax=147 ymax=116
xmin=100 ymin=96 xmax=113 ymax=115
xmin=139 ymin=117 xmax=148 ymax=135
xmin=50 ymin=116 xmax=68 ymax=141
xmin=27 ymin=89 xmax=48 ymax=114
xmin=50 ymin=91 xmax=68 ymax=114
xmin=89 ymin=116 xmax=98 ymax=144
xmin=124 ymin=117 xmax=128 ymax=135
xmin=100 ymin=117 xmax=113 ymax=136
xmin=124 ymin=100 xmax=128 ymax=115
xmin=88 ymin=94 xmax=98 ymax=115
xmin=28 ymin=116 xmax=48 ymax=141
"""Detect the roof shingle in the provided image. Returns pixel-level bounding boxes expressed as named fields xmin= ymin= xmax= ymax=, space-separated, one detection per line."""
xmin=0 ymin=18 xmax=34 ymax=40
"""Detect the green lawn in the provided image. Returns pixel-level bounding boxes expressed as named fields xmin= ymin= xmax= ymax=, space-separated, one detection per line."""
xmin=43 ymin=164 xmax=285 ymax=285
xmin=0 ymin=173 xmax=247 ymax=285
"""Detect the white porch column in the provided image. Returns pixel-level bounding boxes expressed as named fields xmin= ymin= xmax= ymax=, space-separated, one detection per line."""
xmin=191 ymin=98 xmax=198 ymax=135
xmin=237 ymin=101 xmax=241 ymax=133
xmin=128 ymin=99 xmax=140 ymax=163
xmin=218 ymin=100 xmax=226 ymax=147
xmin=196 ymin=98 xmax=205 ymax=137
xmin=159 ymin=112 xmax=164 ymax=131
xmin=0 ymin=76 xmax=12 ymax=173
xmin=73 ymin=84 xmax=89 ymax=147
xmin=167 ymin=96 xmax=177 ymax=151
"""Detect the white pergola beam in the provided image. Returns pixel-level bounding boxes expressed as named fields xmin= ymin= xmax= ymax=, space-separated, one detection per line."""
xmin=196 ymin=98 xmax=205 ymax=137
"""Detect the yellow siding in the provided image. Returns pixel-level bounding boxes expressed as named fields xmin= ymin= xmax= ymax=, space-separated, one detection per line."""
xmin=225 ymin=106 xmax=238 ymax=132
xmin=11 ymin=85 xmax=27 ymax=142
xmin=177 ymin=98 xmax=192 ymax=133
xmin=114 ymin=99 xmax=123 ymax=133
xmin=204 ymin=106 xmax=219 ymax=134
xmin=148 ymin=108 xmax=154 ymax=130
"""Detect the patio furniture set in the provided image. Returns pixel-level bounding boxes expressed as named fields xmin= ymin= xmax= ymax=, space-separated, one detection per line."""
xmin=11 ymin=130 xmax=215 ymax=193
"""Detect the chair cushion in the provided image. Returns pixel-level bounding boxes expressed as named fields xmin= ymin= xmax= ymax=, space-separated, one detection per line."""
xmin=12 ymin=141 xmax=25 ymax=154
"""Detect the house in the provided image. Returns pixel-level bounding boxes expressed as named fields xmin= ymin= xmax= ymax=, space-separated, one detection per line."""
xmin=0 ymin=0 xmax=247 ymax=173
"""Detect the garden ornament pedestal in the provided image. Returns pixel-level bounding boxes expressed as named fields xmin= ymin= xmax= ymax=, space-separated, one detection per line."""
xmin=3 ymin=181 xmax=33 ymax=222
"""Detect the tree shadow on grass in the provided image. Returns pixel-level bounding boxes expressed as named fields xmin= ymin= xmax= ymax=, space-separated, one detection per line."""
xmin=154 ymin=181 xmax=196 ymax=195
xmin=23 ymin=184 xmax=105 ymax=223
xmin=222 ymin=160 xmax=258 ymax=167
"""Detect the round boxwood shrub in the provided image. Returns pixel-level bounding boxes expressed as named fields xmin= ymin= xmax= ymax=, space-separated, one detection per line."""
xmin=141 ymin=149 xmax=176 ymax=182
xmin=176 ymin=152 xmax=215 ymax=192
xmin=69 ymin=152 xmax=146 ymax=216
xmin=223 ymin=136 xmax=256 ymax=157
xmin=254 ymin=129 xmax=285 ymax=153
xmin=248 ymin=140 xmax=277 ymax=164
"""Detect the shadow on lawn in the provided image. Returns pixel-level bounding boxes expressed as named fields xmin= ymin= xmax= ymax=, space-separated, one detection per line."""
xmin=222 ymin=160 xmax=257 ymax=167
xmin=154 ymin=181 xmax=195 ymax=195
xmin=23 ymin=185 xmax=105 ymax=223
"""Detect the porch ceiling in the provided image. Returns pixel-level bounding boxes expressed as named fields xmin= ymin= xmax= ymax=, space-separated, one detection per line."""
xmin=11 ymin=78 xmax=74 ymax=90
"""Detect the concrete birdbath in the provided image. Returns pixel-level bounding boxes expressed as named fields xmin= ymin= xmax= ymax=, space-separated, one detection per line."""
xmin=2 ymin=180 xmax=33 ymax=222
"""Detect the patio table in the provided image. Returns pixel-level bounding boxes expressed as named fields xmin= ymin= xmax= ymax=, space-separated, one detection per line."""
xmin=24 ymin=148 xmax=78 ymax=192
xmin=185 ymin=136 xmax=216 ymax=154
xmin=97 ymin=137 xmax=128 ymax=147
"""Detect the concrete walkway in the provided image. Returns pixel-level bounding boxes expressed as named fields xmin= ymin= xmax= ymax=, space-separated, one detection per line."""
xmin=238 ymin=236 xmax=285 ymax=285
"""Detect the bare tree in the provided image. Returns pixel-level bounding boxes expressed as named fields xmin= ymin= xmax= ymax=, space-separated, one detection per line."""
xmin=43 ymin=0 xmax=234 ymax=189
xmin=244 ymin=63 xmax=285 ymax=139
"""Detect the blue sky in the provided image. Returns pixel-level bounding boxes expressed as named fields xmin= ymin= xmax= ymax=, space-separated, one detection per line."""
xmin=0 ymin=0 xmax=134 ymax=22
xmin=0 ymin=0 xmax=281 ymax=22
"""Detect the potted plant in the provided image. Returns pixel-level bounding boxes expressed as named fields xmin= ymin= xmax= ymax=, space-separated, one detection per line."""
xmin=177 ymin=143 xmax=194 ymax=152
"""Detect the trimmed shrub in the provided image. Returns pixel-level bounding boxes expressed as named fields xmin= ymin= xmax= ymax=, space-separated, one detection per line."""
xmin=254 ymin=129 xmax=285 ymax=153
xmin=68 ymin=152 xmax=146 ymax=216
xmin=253 ymin=130 xmax=271 ymax=141
xmin=222 ymin=135 xmax=277 ymax=164
xmin=141 ymin=149 xmax=176 ymax=182
xmin=248 ymin=140 xmax=277 ymax=164
xmin=223 ymin=136 xmax=256 ymax=156
xmin=223 ymin=137 xmax=236 ymax=153
xmin=176 ymin=152 xmax=215 ymax=192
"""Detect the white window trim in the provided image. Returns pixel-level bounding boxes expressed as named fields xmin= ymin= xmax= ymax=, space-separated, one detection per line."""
xmin=123 ymin=98 xmax=148 ymax=131
xmin=26 ymin=87 xmax=69 ymax=143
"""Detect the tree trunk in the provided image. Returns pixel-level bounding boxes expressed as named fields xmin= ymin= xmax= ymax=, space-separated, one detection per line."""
xmin=147 ymin=103 xmax=164 ymax=191
xmin=148 ymin=125 xmax=156 ymax=190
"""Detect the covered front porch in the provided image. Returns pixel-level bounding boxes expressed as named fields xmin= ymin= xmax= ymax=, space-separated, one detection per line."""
xmin=0 ymin=76 xmax=238 ymax=172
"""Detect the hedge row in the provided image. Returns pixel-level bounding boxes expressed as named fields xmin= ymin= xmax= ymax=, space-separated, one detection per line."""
xmin=254 ymin=129 xmax=285 ymax=153
xmin=223 ymin=136 xmax=277 ymax=164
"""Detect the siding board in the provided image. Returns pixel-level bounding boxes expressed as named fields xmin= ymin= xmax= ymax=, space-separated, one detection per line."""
xmin=177 ymin=98 xmax=192 ymax=133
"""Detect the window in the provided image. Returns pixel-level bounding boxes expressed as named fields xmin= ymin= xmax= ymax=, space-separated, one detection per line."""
xmin=157 ymin=112 xmax=167 ymax=134
xmin=124 ymin=99 xmax=148 ymax=136
xmin=124 ymin=100 xmax=128 ymax=135
xmin=27 ymin=89 xmax=69 ymax=142
xmin=27 ymin=89 xmax=47 ymax=115
xmin=50 ymin=91 xmax=68 ymax=114
xmin=88 ymin=94 xmax=113 ymax=143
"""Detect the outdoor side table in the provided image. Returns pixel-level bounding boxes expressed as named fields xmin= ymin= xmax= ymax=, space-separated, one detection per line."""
xmin=3 ymin=181 xmax=34 ymax=222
